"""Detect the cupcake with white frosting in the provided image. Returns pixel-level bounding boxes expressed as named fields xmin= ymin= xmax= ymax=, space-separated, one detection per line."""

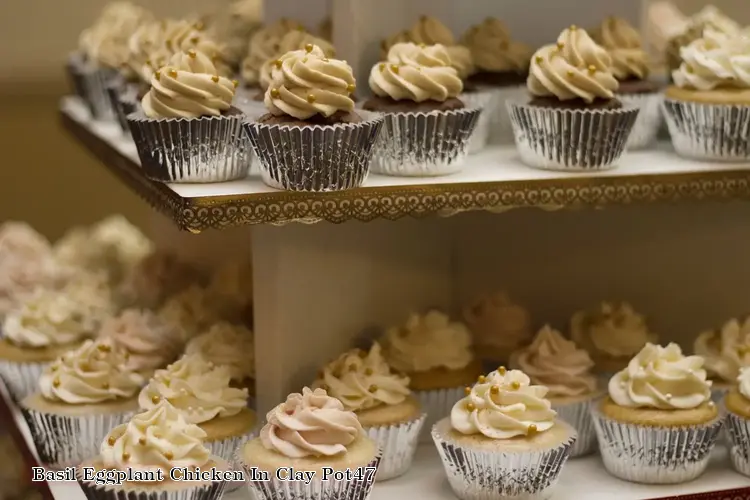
xmin=117 ymin=249 xmax=202 ymax=309
xmin=185 ymin=322 xmax=255 ymax=394
xmin=313 ymin=342 xmax=425 ymax=480
xmin=78 ymin=400 xmax=230 ymax=500
xmin=20 ymin=339 xmax=145 ymax=466
xmin=158 ymin=285 xmax=228 ymax=342
xmin=592 ymin=343 xmax=722 ymax=484
xmin=238 ymin=387 xmax=381 ymax=500
xmin=694 ymin=317 xmax=750 ymax=399
xmin=463 ymin=291 xmax=532 ymax=366
xmin=432 ymin=368 xmax=577 ymax=500
xmin=380 ymin=310 xmax=483 ymax=440
xmin=724 ymin=367 xmax=750 ymax=477
xmin=510 ymin=325 xmax=602 ymax=457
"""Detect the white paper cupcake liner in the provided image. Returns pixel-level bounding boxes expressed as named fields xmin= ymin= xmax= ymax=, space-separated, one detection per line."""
xmin=488 ymin=85 xmax=527 ymax=145
xmin=66 ymin=53 xmax=88 ymax=100
xmin=461 ymin=91 xmax=498 ymax=154
xmin=81 ymin=65 xmax=118 ymax=121
xmin=553 ymin=398 xmax=596 ymax=458
xmin=370 ymin=108 xmax=480 ymax=177
xmin=725 ymin=410 xmax=750 ymax=477
xmin=0 ymin=359 xmax=47 ymax=402
xmin=128 ymin=110 xmax=252 ymax=183
xmin=77 ymin=468 xmax=227 ymax=500
xmin=591 ymin=403 xmax=722 ymax=484
xmin=619 ymin=92 xmax=663 ymax=150
xmin=432 ymin=419 xmax=576 ymax=500
xmin=244 ymin=112 xmax=384 ymax=191
xmin=415 ymin=386 xmax=465 ymax=443
xmin=21 ymin=405 xmax=135 ymax=468
xmin=365 ymin=413 xmax=426 ymax=481
xmin=507 ymin=102 xmax=639 ymax=171
xmin=662 ymin=98 xmax=750 ymax=161
xmin=240 ymin=450 xmax=382 ymax=500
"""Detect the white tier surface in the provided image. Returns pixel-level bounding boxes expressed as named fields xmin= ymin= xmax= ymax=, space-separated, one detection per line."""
xmin=60 ymin=96 xmax=750 ymax=200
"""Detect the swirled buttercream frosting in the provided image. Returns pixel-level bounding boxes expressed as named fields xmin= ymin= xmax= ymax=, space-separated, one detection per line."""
xmin=241 ymin=19 xmax=304 ymax=85
xmin=592 ymin=17 xmax=650 ymax=80
xmin=260 ymin=387 xmax=362 ymax=458
xmin=313 ymin=342 xmax=410 ymax=412
xmin=264 ymin=45 xmax=355 ymax=119
xmin=463 ymin=18 xmax=532 ymax=73
xmin=694 ymin=317 xmax=750 ymax=383
xmin=259 ymin=31 xmax=335 ymax=90
xmin=609 ymin=343 xmax=711 ymax=410
xmin=528 ymin=26 xmax=619 ymax=103
xmin=407 ymin=16 xmax=456 ymax=46
xmin=571 ymin=301 xmax=657 ymax=358
xmin=511 ymin=325 xmax=598 ymax=398
xmin=463 ymin=292 xmax=532 ymax=357
xmin=380 ymin=31 xmax=410 ymax=59
xmin=370 ymin=43 xmax=463 ymax=102
xmin=739 ymin=367 xmax=750 ymax=401
xmin=672 ymin=30 xmax=750 ymax=91
xmin=160 ymin=20 xmax=231 ymax=76
xmin=138 ymin=354 xmax=248 ymax=424
xmin=451 ymin=369 xmax=556 ymax=439
xmin=117 ymin=250 xmax=200 ymax=309
xmin=184 ymin=322 xmax=254 ymax=381
xmin=101 ymin=401 xmax=210 ymax=473
xmin=381 ymin=310 xmax=473 ymax=373
xmin=445 ymin=45 xmax=476 ymax=80
xmin=158 ymin=286 xmax=224 ymax=341
xmin=39 ymin=340 xmax=144 ymax=404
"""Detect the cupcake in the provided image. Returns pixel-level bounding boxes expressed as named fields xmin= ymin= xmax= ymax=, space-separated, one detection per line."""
xmin=462 ymin=291 xmax=532 ymax=368
xmin=78 ymin=400 xmax=230 ymax=500
xmin=312 ymin=342 xmax=425 ymax=480
xmin=21 ymin=339 xmax=144 ymax=467
xmin=363 ymin=43 xmax=479 ymax=176
xmin=694 ymin=317 xmax=750 ymax=399
xmin=138 ymin=354 xmax=255 ymax=460
xmin=724 ymin=367 xmax=750 ymax=476
xmin=592 ymin=343 xmax=721 ymax=484
xmin=433 ymin=368 xmax=576 ymax=500
xmin=663 ymin=29 xmax=750 ymax=160
xmin=508 ymin=26 xmax=639 ymax=171
xmin=117 ymin=249 xmax=202 ymax=309
xmin=463 ymin=17 xmax=533 ymax=145
xmin=510 ymin=325 xmax=603 ymax=457
xmin=184 ymin=322 xmax=255 ymax=395
xmin=128 ymin=50 xmax=251 ymax=183
xmin=380 ymin=310 xmax=483 ymax=438
xmin=592 ymin=16 xmax=663 ymax=149
xmin=244 ymin=44 xmax=383 ymax=192
xmin=570 ymin=301 xmax=658 ymax=375
xmin=238 ymin=387 xmax=381 ymax=500
xmin=240 ymin=19 xmax=303 ymax=95
xmin=158 ymin=285 xmax=228 ymax=341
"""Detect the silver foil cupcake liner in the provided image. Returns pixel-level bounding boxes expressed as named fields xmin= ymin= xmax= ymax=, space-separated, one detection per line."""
xmin=205 ymin=434 xmax=250 ymax=461
xmin=553 ymin=398 xmax=596 ymax=458
xmin=725 ymin=410 xmax=750 ymax=477
xmin=244 ymin=112 xmax=384 ymax=192
xmin=461 ymin=91 xmax=498 ymax=154
xmin=365 ymin=413 xmax=426 ymax=481
xmin=507 ymin=102 xmax=639 ymax=171
xmin=240 ymin=450 xmax=382 ymax=500
xmin=21 ymin=405 xmax=135 ymax=467
xmin=106 ymin=77 xmax=138 ymax=135
xmin=591 ymin=403 xmax=722 ymax=484
xmin=128 ymin=110 xmax=252 ymax=183
xmin=488 ymin=85 xmax=527 ymax=145
xmin=66 ymin=53 xmax=88 ymax=100
xmin=662 ymin=98 xmax=750 ymax=161
xmin=370 ymin=108 xmax=480 ymax=177
xmin=619 ymin=92 xmax=663 ymax=150
xmin=432 ymin=419 xmax=576 ymax=500
xmin=81 ymin=65 xmax=118 ymax=121
xmin=0 ymin=359 xmax=47 ymax=401
xmin=78 ymin=468 xmax=227 ymax=500
xmin=416 ymin=386 xmax=465 ymax=443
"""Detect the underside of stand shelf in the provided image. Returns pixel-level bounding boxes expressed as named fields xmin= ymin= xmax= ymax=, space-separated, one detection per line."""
xmin=60 ymin=96 xmax=750 ymax=232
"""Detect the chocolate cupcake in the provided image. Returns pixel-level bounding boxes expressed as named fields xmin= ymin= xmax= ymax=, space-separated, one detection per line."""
xmin=244 ymin=44 xmax=383 ymax=191
xmin=507 ymin=26 xmax=638 ymax=170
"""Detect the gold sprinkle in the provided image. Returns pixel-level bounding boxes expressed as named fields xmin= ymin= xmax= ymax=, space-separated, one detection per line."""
xmin=588 ymin=65 xmax=596 ymax=74
xmin=190 ymin=36 xmax=200 ymax=45
xmin=570 ymin=25 xmax=578 ymax=31
xmin=464 ymin=386 xmax=472 ymax=396
xmin=188 ymin=50 xmax=197 ymax=58
xmin=97 ymin=344 xmax=111 ymax=353
xmin=347 ymin=83 xmax=356 ymax=93
xmin=151 ymin=395 xmax=160 ymax=404
xmin=305 ymin=43 xmax=314 ymax=53
xmin=146 ymin=59 xmax=152 ymax=67
xmin=139 ymin=437 xmax=146 ymax=445
xmin=102 ymin=382 xmax=110 ymax=390
xmin=154 ymin=71 xmax=161 ymax=81
xmin=510 ymin=381 xmax=521 ymax=390
xmin=107 ymin=436 xmax=116 ymax=446
xmin=686 ymin=66 xmax=694 ymax=74
xmin=535 ymin=56 xmax=543 ymax=64
xmin=51 ymin=365 xmax=58 ymax=372
xmin=419 ymin=43 xmax=426 ymax=48
xmin=164 ymin=451 xmax=174 ymax=460
xmin=122 ymin=452 xmax=130 ymax=461
xmin=211 ymin=75 xmax=220 ymax=83
xmin=232 ymin=80 xmax=239 ymax=88
xmin=274 ymin=59 xmax=283 ymax=69
xmin=527 ymin=424 xmax=538 ymax=435
xmin=168 ymin=69 xmax=178 ymax=79
xmin=364 ymin=368 xmax=373 ymax=376
xmin=307 ymin=94 xmax=316 ymax=103
xmin=497 ymin=366 xmax=507 ymax=375
xmin=53 ymin=378 xmax=60 ymax=388
xmin=466 ymin=402 xmax=476 ymax=412
xmin=557 ymin=42 xmax=565 ymax=49
xmin=302 ymin=57 xmax=308 ymax=63
xmin=567 ymin=70 xmax=575 ymax=78
xmin=270 ymin=88 xmax=280 ymax=98
xmin=490 ymin=385 xmax=500 ymax=395
xmin=368 ymin=384 xmax=378 ymax=393
xmin=390 ymin=64 xmax=400 ymax=74
xmin=379 ymin=63 xmax=386 ymax=72
xmin=478 ymin=375 xmax=486 ymax=384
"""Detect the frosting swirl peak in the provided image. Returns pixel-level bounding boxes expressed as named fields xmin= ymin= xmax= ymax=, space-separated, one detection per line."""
xmin=672 ymin=30 xmax=750 ymax=91
xmin=593 ymin=17 xmax=650 ymax=80
xmin=463 ymin=18 xmax=532 ymax=73
xmin=693 ymin=317 xmax=750 ymax=383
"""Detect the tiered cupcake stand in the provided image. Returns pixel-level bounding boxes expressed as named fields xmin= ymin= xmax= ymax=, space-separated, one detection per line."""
xmin=11 ymin=0 xmax=750 ymax=498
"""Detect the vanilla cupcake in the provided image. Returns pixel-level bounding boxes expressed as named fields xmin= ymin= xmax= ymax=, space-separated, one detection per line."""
xmin=571 ymin=301 xmax=657 ymax=375
xmin=380 ymin=310 xmax=483 ymax=439
xmin=184 ymin=322 xmax=254 ymax=394
xmin=313 ymin=342 xmax=425 ymax=480
xmin=433 ymin=369 xmax=576 ymax=500
xmin=238 ymin=387 xmax=381 ymax=500
xmin=510 ymin=325 xmax=602 ymax=457
xmin=592 ymin=343 xmax=721 ymax=484
xmin=158 ymin=285 xmax=228 ymax=341
xmin=117 ymin=250 xmax=202 ymax=309
xmin=78 ymin=400 xmax=230 ymax=500
xmin=138 ymin=354 xmax=255 ymax=460
xmin=21 ymin=339 xmax=144 ymax=466
xmin=694 ymin=317 xmax=750 ymax=399
xmin=724 ymin=367 xmax=750 ymax=477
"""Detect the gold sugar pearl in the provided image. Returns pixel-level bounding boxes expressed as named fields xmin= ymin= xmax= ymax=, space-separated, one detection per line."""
xmin=190 ymin=36 xmax=200 ymax=45
xmin=139 ymin=437 xmax=146 ymax=445
xmin=686 ymin=66 xmax=694 ymax=74
xmin=122 ymin=452 xmax=130 ymax=461
xmin=307 ymin=94 xmax=317 ymax=103
xmin=270 ymin=88 xmax=280 ymax=99
xmin=107 ymin=436 xmax=116 ymax=446
xmin=211 ymin=75 xmax=220 ymax=83
xmin=557 ymin=42 xmax=565 ymax=49
xmin=154 ymin=71 xmax=161 ymax=81
xmin=478 ymin=375 xmax=486 ymax=384
xmin=527 ymin=424 xmax=538 ymax=435
xmin=53 ymin=378 xmax=61 ymax=388
xmin=146 ymin=59 xmax=152 ymax=67
xmin=535 ymin=56 xmax=543 ymax=64
xmin=164 ymin=451 xmax=174 ymax=460
xmin=232 ymin=80 xmax=239 ymax=88
xmin=274 ymin=59 xmax=283 ymax=69
xmin=151 ymin=395 xmax=160 ymax=404
xmin=347 ymin=84 xmax=356 ymax=93
xmin=97 ymin=343 xmax=111 ymax=353
xmin=188 ymin=50 xmax=197 ymax=58
xmin=466 ymin=402 xmax=476 ymax=412
xmin=305 ymin=43 xmax=314 ymax=53
xmin=379 ymin=63 xmax=386 ymax=72
xmin=390 ymin=64 xmax=400 ymax=74
xmin=567 ymin=70 xmax=575 ymax=78
xmin=588 ymin=65 xmax=596 ymax=74
xmin=168 ymin=69 xmax=178 ymax=79
xmin=302 ymin=57 xmax=308 ymax=63
xmin=102 ymin=382 xmax=110 ymax=390
xmin=570 ymin=25 xmax=578 ymax=31
xmin=419 ymin=43 xmax=426 ymax=48
xmin=464 ymin=386 xmax=472 ymax=396
xmin=490 ymin=385 xmax=500 ymax=395
xmin=497 ymin=366 xmax=507 ymax=375
xmin=364 ymin=368 xmax=373 ymax=376
xmin=368 ymin=384 xmax=378 ymax=393
xmin=510 ymin=381 xmax=521 ymax=390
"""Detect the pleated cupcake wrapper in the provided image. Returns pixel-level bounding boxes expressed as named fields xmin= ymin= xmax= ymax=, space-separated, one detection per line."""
xmin=81 ymin=66 xmax=118 ymax=121
xmin=21 ymin=405 xmax=135 ymax=468
xmin=415 ymin=386 xmax=466 ymax=444
xmin=66 ymin=53 xmax=88 ymax=100
xmin=553 ymin=398 xmax=596 ymax=458
xmin=0 ymin=359 xmax=47 ymax=401
xmin=662 ymin=98 xmax=750 ymax=161
xmin=370 ymin=108 xmax=480 ymax=177
xmin=365 ymin=412 xmax=426 ymax=481
xmin=244 ymin=112 xmax=384 ymax=192
xmin=128 ymin=110 xmax=252 ymax=183
xmin=207 ymin=434 xmax=251 ymax=494
xmin=507 ymin=102 xmax=639 ymax=171
xmin=239 ymin=450 xmax=382 ymax=500
xmin=461 ymin=90 xmax=498 ymax=154
xmin=591 ymin=403 xmax=722 ymax=484
xmin=77 ymin=469 xmax=227 ymax=500
xmin=431 ymin=420 xmax=576 ymax=500
xmin=619 ymin=92 xmax=663 ymax=150
xmin=725 ymin=410 xmax=750 ymax=477
xmin=488 ymin=85 xmax=527 ymax=146
xmin=106 ymin=77 xmax=139 ymax=135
